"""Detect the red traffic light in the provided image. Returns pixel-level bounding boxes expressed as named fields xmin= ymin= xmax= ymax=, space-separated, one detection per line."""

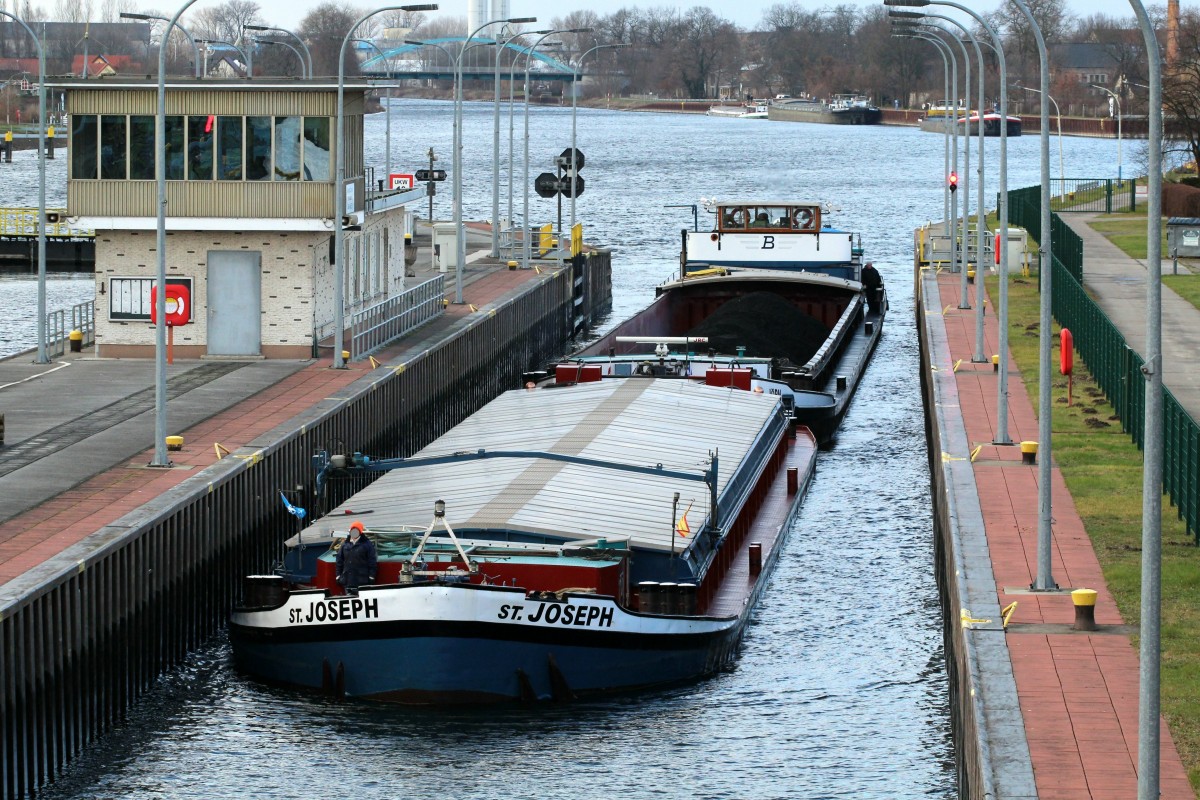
xmin=948 ymin=171 xmax=958 ymax=192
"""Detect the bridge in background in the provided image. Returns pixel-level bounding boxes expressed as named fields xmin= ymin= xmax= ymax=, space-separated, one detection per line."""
xmin=358 ymin=37 xmax=577 ymax=82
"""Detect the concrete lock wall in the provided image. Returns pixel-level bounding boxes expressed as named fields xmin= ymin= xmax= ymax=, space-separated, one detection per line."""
xmin=915 ymin=263 xmax=1037 ymax=799
xmin=0 ymin=253 xmax=611 ymax=800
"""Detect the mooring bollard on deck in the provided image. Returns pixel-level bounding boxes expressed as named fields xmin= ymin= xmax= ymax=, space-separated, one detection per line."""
xmin=787 ymin=467 xmax=799 ymax=494
xmin=749 ymin=542 xmax=763 ymax=576
xmin=1071 ymin=588 xmax=1098 ymax=631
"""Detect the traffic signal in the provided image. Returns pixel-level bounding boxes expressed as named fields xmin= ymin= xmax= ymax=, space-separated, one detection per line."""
xmin=948 ymin=171 xmax=958 ymax=193
xmin=415 ymin=169 xmax=447 ymax=182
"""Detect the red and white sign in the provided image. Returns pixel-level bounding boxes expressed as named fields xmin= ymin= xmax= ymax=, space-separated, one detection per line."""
xmin=389 ymin=173 xmax=416 ymax=190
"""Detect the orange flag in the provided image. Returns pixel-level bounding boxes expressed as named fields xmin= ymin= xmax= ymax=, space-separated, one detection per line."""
xmin=675 ymin=501 xmax=693 ymax=538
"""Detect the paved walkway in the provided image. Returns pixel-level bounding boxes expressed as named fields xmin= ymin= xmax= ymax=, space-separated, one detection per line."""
xmin=0 ymin=224 xmax=552 ymax=587
xmin=1060 ymin=213 xmax=1200 ymax=422
xmin=931 ymin=255 xmax=1195 ymax=797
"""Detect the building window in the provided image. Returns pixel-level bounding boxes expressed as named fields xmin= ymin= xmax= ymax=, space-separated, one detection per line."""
xmin=100 ymin=115 xmax=127 ymax=179
xmin=246 ymin=116 xmax=272 ymax=181
xmin=68 ymin=112 xmax=338 ymax=183
xmin=164 ymin=115 xmax=185 ymax=180
xmin=274 ymin=116 xmax=302 ymax=181
xmin=129 ymin=115 xmax=155 ymax=179
xmin=187 ymin=115 xmax=215 ymax=180
xmin=70 ymin=114 xmax=98 ymax=180
xmin=303 ymin=117 xmax=330 ymax=180
xmin=217 ymin=116 xmax=243 ymax=180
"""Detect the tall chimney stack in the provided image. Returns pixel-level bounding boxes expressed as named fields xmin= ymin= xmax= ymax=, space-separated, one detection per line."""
xmin=1168 ymin=0 xmax=1180 ymax=67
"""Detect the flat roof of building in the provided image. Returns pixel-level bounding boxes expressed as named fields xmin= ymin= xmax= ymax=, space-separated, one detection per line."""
xmin=46 ymin=77 xmax=372 ymax=90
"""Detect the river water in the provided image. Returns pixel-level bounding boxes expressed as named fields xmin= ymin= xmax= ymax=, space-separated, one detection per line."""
xmin=6 ymin=101 xmax=1123 ymax=798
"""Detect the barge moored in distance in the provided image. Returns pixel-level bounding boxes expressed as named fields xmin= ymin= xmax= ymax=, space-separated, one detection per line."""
xmin=918 ymin=107 xmax=1022 ymax=137
xmin=230 ymin=378 xmax=817 ymax=703
xmin=552 ymin=199 xmax=885 ymax=446
xmin=768 ymin=95 xmax=881 ymax=125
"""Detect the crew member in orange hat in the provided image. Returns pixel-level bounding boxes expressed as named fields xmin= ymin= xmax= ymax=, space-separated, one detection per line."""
xmin=336 ymin=520 xmax=377 ymax=595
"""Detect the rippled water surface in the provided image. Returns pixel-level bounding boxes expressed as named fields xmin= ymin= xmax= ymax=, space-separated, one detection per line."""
xmin=9 ymin=101 xmax=1124 ymax=798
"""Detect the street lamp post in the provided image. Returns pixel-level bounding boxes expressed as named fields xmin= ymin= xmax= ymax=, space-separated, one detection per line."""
xmin=522 ymin=29 xmax=591 ymax=269
xmin=353 ymin=38 xmax=395 ymax=180
xmin=1091 ymin=83 xmax=1122 ymax=183
xmin=253 ymin=37 xmax=307 ymax=78
xmin=1008 ymin=0 xmax=1056 ymax=592
xmin=244 ymin=24 xmax=312 ymax=78
xmin=121 ymin=11 xmax=201 ymax=79
xmin=1021 ymin=86 xmax=1064 ymax=185
xmin=893 ymin=31 xmax=952 ymax=234
xmin=0 ymin=9 xmax=47 ymax=364
xmin=884 ymin=0 xmax=1012 ymax=447
xmin=152 ymin=0 xmax=210 ymax=467
xmin=569 ymin=42 xmax=628 ymax=235
xmin=335 ymin=5 xmax=439 ymax=371
xmin=453 ymin=18 xmax=535 ymax=300
xmin=1125 ymin=0 xmax=1163 ymax=794
xmin=196 ymin=38 xmax=252 ymax=78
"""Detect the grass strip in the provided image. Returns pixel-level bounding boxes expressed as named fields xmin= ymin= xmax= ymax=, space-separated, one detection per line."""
xmin=1088 ymin=214 xmax=1169 ymax=259
xmin=1163 ymin=274 xmax=1200 ymax=310
xmin=985 ymin=272 xmax=1200 ymax=789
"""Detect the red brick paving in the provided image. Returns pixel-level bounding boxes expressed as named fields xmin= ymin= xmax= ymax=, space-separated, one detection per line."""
xmin=933 ymin=270 xmax=1195 ymax=799
xmin=0 ymin=265 xmax=547 ymax=586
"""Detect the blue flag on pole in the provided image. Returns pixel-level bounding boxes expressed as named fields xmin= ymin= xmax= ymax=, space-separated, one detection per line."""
xmin=280 ymin=491 xmax=306 ymax=520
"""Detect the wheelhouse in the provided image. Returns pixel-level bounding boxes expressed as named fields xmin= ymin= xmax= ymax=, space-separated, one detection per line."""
xmin=717 ymin=203 xmax=822 ymax=234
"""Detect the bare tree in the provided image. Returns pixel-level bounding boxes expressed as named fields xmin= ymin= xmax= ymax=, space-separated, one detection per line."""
xmin=988 ymin=0 xmax=1072 ymax=84
xmin=298 ymin=1 xmax=363 ymax=78
xmin=1162 ymin=8 xmax=1200 ymax=168
xmin=191 ymin=0 xmax=262 ymax=47
xmin=99 ymin=0 xmax=138 ymax=23
xmin=52 ymin=0 xmax=93 ymax=23
xmin=671 ymin=7 xmax=740 ymax=98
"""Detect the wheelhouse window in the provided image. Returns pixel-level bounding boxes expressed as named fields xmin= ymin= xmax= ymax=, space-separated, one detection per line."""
xmin=70 ymin=114 xmax=98 ymax=180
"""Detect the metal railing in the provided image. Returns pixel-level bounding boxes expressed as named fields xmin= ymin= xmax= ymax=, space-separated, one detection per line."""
xmin=1012 ymin=184 xmax=1200 ymax=543
xmin=349 ymin=275 xmax=445 ymax=361
xmin=43 ymin=300 xmax=95 ymax=357
xmin=1048 ymin=178 xmax=1137 ymax=214
xmin=0 ymin=208 xmax=93 ymax=238
xmin=1008 ymin=185 xmax=1085 ymax=283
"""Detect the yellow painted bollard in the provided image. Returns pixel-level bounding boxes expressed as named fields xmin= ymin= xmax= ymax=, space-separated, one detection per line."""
xmin=165 ymin=435 xmax=184 ymax=452
xmin=508 ymin=260 xmax=518 ymax=270
xmin=967 ymin=268 xmax=976 ymax=284
xmin=1020 ymin=441 xmax=1037 ymax=465
xmin=341 ymin=350 xmax=350 ymax=361
xmin=992 ymin=354 xmax=999 ymax=372
xmin=1071 ymin=588 xmax=1098 ymax=632
xmin=68 ymin=329 xmax=83 ymax=352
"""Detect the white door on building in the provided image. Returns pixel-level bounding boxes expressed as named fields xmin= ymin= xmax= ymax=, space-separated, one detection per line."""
xmin=206 ymin=250 xmax=262 ymax=356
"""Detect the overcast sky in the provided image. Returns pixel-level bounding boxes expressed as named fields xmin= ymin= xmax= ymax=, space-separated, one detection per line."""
xmin=248 ymin=0 xmax=1166 ymax=35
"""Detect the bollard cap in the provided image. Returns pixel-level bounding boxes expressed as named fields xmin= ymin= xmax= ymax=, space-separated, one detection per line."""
xmin=991 ymin=354 xmax=1000 ymax=365
xmin=507 ymin=260 xmax=518 ymax=270
xmin=165 ymin=435 xmax=184 ymax=451
xmin=1020 ymin=441 xmax=1038 ymax=455
xmin=1071 ymin=588 xmax=1097 ymax=607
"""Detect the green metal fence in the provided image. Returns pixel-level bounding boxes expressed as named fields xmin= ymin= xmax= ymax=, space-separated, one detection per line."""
xmin=1008 ymin=186 xmax=1084 ymax=283
xmin=1014 ymin=184 xmax=1199 ymax=542
xmin=1049 ymin=178 xmax=1137 ymax=214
